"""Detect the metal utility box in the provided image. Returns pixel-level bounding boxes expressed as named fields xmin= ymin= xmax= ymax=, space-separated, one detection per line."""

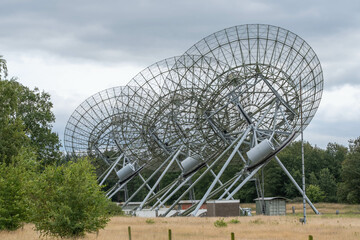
xmin=206 ymin=200 xmax=240 ymax=217
xmin=255 ymin=197 xmax=286 ymax=216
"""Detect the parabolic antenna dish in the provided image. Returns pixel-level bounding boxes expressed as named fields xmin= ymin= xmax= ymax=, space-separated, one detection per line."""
xmin=64 ymin=86 xmax=145 ymax=166
xmin=64 ymin=87 xmax=124 ymax=160
xmin=178 ymin=24 xmax=323 ymax=158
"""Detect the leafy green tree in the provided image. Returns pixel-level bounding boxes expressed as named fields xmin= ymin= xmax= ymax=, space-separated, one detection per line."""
xmin=0 ymin=148 xmax=37 ymax=230
xmin=325 ymin=143 xmax=347 ymax=180
xmin=306 ymin=184 xmax=325 ymax=203
xmin=337 ymin=137 xmax=360 ymax=203
xmin=0 ymin=80 xmax=30 ymax=164
xmin=348 ymin=137 xmax=360 ymax=152
xmin=309 ymin=172 xmax=318 ymax=186
xmin=263 ymin=160 xmax=287 ymax=197
xmin=262 ymin=141 xmax=330 ymax=199
xmin=30 ymin=158 xmax=110 ymax=238
xmin=0 ymin=55 xmax=61 ymax=165
xmin=105 ymin=202 xmax=124 ymax=216
xmin=318 ymin=168 xmax=337 ymax=202
xmin=236 ymin=182 xmax=257 ymax=203
xmin=284 ymin=170 xmax=302 ymax=199
xmin=9 ymin=80 xmax=61 ymax=164
xmin=0 ymin=55 xmax=7 ymax=80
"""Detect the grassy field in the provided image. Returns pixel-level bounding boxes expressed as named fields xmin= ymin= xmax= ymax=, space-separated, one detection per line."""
xmin=1 ymin=203 xmax=359 ymax=240
xmin=242 ymin=202 xmax=360 ymax=216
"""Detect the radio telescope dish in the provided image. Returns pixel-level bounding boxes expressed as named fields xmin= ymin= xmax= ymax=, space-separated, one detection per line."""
xmin=64 ymin=87 xmax=124 ymax=161
xmin=181 ymin=23 xmax=323 ymax=160
xmin=64 ymin=86 xmax=155 ymax=200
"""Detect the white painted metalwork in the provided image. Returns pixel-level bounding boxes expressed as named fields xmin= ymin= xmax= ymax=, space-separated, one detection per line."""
xmin=246 ymin=139 xmax=275 ymax=167
xmin=116 ymin=163 xmax=136 ymax=182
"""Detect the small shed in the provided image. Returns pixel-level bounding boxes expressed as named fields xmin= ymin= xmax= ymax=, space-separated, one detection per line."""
xmin=254 ymin=197 xmax=286 ymax=216
xmin=206 ymin=200 xmax=240 ymax=217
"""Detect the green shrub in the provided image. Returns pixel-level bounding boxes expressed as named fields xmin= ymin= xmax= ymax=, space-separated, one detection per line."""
xmin=307 ymin=184 xmax=325 ymax=203
xmin=214 ymin=218 xmax=227 ymax=227
xmin=228 ymin=218 xmax=240 ymax=224
xmin=30 ymin=158 xmax=110 ymax=238
xmin=0 ymin=162 xmax=28 ymax=230
xmin=106 ymin=202 xmax=124 ymax=216
xmin=0 ymin=148 xmax=37 ymax=230
xmin=146 ymin=219 xmax=155 ymax=224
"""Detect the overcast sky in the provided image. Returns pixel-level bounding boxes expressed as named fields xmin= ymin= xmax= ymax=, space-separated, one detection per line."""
xmin=1 ymin=0 xmax=360 ymax=150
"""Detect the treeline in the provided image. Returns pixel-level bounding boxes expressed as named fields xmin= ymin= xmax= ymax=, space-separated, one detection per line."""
xmin=258 ymin=138 xmax=359 ymax=204
xmin=259 ymin=141 xmax=353 ymax=203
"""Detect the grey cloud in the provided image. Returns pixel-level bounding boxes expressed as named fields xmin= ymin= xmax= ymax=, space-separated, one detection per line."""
xmin=2 ymin=0 xmax=360 ymax=150
xmin=2 ymin=0 xmax=360 ymax=69
xmin=305 ymin=119 xmax=359 ymax=148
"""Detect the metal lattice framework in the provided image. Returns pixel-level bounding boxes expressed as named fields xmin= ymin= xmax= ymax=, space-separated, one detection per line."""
xmin=184 ymin=24 xmax=323 ymax=137
xmin=64 ymin=86 xmax=163 ymax=199
xmin=64 ymin=24 xmax=323 ymax=216
xmin=121 ymin=55 xmax=226 ymax=170
xmin=64 ymin=87 xmax=124 ymax=160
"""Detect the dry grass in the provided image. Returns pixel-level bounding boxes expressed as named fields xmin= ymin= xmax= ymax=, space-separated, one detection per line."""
xmin=1 ymin=203 xmax=360 ymax=240
xmin=241 ymin=202 xmax=360 ymax=216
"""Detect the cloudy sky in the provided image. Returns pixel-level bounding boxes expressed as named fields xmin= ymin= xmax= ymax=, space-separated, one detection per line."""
xmin=1 ymin=0 xmax=359 ymax=150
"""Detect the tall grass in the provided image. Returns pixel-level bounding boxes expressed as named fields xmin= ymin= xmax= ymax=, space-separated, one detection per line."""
xmin=1 ymin=203 xmax=359 ymax=240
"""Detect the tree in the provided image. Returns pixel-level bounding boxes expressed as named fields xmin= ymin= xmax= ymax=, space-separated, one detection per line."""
xmin=16 ymin=82 xmax=62 ymax=164
xmin=318 ymin=168 xmax=337 ymax=202
xmin=349 ymin=137 xmax=360 ymax=152
xmin=306 ymin=184 xmax=325 ymax=203
xmin=284 ymin=170 xmax=302 ymax=199
xmin=263 ymin=160 xmax=287 ymax=197
xmin=309 ymin=172 xmax=318 ymax=186
xmin=0 ymin=55 xmax=7 ymax=80
xmin=30 ymin=158 xmax=110 ymax=238
xmin=0 ymin=80 xmax=30 ymax=164
xmin=0 ymin=55 xmax=61 ymax=165
xmin=325 ymin=143 xmax=347 ymax=180
xmin=0 ymin=148 xmax=37 ymax=230
xmin=337 ymin=137 xmax=360 ymax=203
